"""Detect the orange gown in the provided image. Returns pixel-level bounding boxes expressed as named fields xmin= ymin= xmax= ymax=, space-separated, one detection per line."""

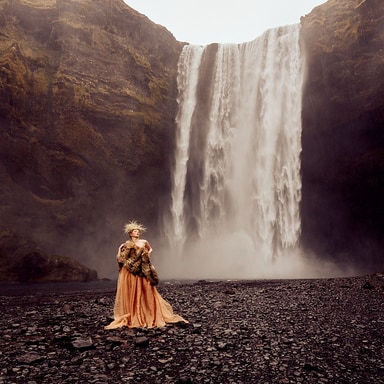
xmin=105 ymin=247 xmax=187 ymax=329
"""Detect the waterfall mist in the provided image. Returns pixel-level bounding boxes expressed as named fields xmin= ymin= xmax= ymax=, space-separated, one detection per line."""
xmin=158 ymin=25 xmax=353 ymax=280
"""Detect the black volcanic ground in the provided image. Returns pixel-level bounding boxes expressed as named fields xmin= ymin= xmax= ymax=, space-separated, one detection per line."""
xmin=0 ymin=275 xmax=383 ymax=383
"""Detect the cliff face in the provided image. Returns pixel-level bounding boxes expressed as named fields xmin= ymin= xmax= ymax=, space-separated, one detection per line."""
xmin=0 ymin=226 xmax=97 ymax=282
xmin=300 ymin=0 xmax=384 ymax=271
xmin=0 ymin=0 xmax=383 ymax=281
xmin=0 ymin=0 xmax=183 ymax=279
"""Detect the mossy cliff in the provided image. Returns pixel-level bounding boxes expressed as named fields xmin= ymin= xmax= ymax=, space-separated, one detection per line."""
xmin=300 ymin=0 xmax=384 ymax=271
xmin=0 ymin=0 xmax=183 ymax=280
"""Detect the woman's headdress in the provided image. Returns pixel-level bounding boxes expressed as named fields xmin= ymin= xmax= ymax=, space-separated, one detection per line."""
xmin=124 ymin=220 xmax=147 ymax=235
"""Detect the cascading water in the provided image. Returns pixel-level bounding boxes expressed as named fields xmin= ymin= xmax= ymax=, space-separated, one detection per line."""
xmin=163 ymin=24 xmax=307 ymax=279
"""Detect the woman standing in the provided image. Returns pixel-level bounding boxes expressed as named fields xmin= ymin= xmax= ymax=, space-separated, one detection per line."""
xmin=105 ymin=220 xmax=187 ymax=329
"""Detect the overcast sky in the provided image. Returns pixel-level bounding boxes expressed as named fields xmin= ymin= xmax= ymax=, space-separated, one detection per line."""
xmin=123 ymin=0 xmax=326 ymax=45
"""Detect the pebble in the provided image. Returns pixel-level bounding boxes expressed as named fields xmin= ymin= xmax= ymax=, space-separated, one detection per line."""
xmin=0 ymin=275 xmax=383 ymax=383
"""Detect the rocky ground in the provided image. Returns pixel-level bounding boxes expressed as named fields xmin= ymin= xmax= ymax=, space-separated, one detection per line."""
xmin=0 ymin=274 xmax=383 ymax=384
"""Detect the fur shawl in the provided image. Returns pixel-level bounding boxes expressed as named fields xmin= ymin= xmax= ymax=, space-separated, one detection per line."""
xmin=117 ymin=240 xmax=159 ymax=286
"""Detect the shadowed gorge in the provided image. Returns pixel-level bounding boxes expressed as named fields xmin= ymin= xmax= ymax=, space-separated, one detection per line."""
xmin=0 ymin=0 xmax=383 ymax=281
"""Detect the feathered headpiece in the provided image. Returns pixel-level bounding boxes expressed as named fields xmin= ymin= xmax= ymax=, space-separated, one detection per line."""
xmin=124 ymin=220 xmax=147 ymax=235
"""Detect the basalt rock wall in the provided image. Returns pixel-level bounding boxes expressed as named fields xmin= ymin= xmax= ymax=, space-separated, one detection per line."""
xmin=300 ymin=0 xmax=384 ymax=272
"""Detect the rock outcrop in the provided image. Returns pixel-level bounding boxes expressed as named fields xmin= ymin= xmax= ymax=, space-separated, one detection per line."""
xmin=300 ymin=0 xmax=384 ymax=271
xmin=0 ymin=227 xmax=97 ymax=282
xmin=0 ymin=0 xmax=184 ymax=279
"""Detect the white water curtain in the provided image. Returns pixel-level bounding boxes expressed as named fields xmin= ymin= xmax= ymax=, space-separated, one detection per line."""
xmin=164 ymin=25 xmax=306 ymax=279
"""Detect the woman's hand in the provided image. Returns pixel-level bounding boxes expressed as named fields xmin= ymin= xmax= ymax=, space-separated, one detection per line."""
xmin=146 ymin=241 xmax=153 ymax=257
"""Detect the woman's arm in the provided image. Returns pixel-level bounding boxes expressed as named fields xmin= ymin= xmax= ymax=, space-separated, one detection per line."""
xmin=145 ymin=240 xmax=153 ymax=257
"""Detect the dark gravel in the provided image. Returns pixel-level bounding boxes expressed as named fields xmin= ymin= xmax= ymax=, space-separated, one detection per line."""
xmin=0 ymin=274 xmax=383 ymax=384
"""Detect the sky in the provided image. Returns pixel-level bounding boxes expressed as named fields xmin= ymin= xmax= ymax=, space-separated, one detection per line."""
xmin=123 ymin=0 xmax=326 ymax=46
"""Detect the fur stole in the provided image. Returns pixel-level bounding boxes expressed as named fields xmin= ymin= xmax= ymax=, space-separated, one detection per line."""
xmin=117 ymin=240 xmax=159 ymax=286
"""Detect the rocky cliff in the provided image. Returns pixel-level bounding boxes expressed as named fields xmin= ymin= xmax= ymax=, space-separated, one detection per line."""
xmin=0 ymin=226 xmax=97 ymax=282
xmin=300 ymin=0 xmax=384 ymax=272
xmin=0 ymin=0 xmax=184 ymax=280
xmin=0 ymin=0 xmax=383 ymax=281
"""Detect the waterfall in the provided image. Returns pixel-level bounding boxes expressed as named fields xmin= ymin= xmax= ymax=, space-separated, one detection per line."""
xmin=164 ymin=24 xmax=306 ymax=279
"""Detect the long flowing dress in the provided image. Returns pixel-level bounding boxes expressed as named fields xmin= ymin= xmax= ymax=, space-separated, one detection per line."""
xmin=105 ymin=243 xmax=187 ymax=329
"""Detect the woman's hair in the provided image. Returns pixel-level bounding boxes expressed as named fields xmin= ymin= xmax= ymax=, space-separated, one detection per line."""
xmin=124 ymin=220 xmax=147 ymax=235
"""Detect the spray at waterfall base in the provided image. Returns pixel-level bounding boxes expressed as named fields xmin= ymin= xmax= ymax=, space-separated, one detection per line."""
xmin=154 ymin=231 xmax=356 ymax=281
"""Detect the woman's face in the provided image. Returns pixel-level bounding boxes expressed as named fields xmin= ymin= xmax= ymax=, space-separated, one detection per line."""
xmin=130 ymin=229 xmax=140 ymax=237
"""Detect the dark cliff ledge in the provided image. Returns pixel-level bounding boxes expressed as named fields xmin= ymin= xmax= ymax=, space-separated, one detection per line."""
xmin=0 ymin=227 xmax=98 ymax=282
xmin=0 ymin=0 xmax=184 ymax=280
xmin=300 ymin=0 xmax=384 ymax=271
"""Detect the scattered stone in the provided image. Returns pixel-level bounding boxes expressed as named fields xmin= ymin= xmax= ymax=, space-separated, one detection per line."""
xmin=71 ymin=337 xmax=94 ymax=351
xmin=16 ymin=353 xmax=45 ymax=365
xmin=134 ymin=336 xmax=149 ymax=348
xmin=303 ymin=362 xmax=322 ymax=372
xmin=158 ymin=357 xmax=173 ymax=364
xmin=362 ymin=281 xmax=374 ymax=290
xmin=216 ymin=342 xmax=227 ymax=350
xmin=105 ymin=337 xmax=123 ymax=347
xmin=176 ymin=376 xmax=193 ymax=384
xmin=0 ymin=275 xmax=383 ymax=383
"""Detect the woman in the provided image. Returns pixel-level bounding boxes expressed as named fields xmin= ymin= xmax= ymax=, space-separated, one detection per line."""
xmin=105 ymin=220 xmax=188 ymax=329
